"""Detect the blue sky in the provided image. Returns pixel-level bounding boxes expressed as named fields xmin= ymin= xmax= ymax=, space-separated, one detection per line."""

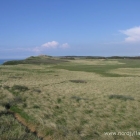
xmin=0 ymin=0 xmax=140 ymax=58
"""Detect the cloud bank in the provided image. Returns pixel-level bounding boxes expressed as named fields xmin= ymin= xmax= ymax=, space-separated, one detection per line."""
xmin=120 ymin=26 xmax=140 ymax=43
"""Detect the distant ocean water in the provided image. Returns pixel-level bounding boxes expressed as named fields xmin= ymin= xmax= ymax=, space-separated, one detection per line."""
xmin=0 ymin=60 xmax=7 ymax=65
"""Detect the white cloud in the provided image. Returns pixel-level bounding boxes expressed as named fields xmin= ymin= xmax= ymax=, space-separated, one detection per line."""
xmin=61 ymin=43 xmax=69 ymax=48
xmin=31 ymin=41 xmax=69 ymax=53
xmin=42 ymin=41 xmax=59 ymax=48
xmin=120 ymin=26 xmax=140 ymax=43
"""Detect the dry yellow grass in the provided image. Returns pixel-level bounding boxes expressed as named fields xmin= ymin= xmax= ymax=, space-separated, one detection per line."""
xmin=69 ymin=59 xmax=125 ymax=65
xmin=0 ymin=59 xmax=140 ymax=140
xmin=109 ymin=68 xmax=140 ymax=76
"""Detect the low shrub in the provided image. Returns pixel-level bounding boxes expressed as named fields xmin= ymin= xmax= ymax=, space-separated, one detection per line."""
xmin=57 ymin=98 xmax=62 ymax=103
xmin=71 ymin=96 xmax=88 ymax=102
xmin=23 ymin=103 xmax=27 ymax=108
xmin=71 ymin=96 xmax=82 ymax=102
xmin=33 ymin=105 xmax=40 ymax=109
xmin=12 ymin=85 xmax=29 ymax=92
xmin=69 ymin=80 xmax=87 ymax=83
xmin=109 ymin=94 xmax=134 ymax=101
xmin=33 ymin=89 xmax=41 ymax=93
xmin=14 ymin=96 xmax=23 ymax=103
xmin=3 ymin=85 xmax=10 ymax=89
xmin=2 ymin=96 xmax=23 ymax=109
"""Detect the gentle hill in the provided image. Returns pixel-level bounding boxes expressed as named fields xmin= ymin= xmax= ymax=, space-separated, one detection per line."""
xmin=3 ymin=55 xmax=68 ymax=65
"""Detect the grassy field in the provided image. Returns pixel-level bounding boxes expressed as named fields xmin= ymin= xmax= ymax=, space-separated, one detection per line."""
xmin=0 ymin=57 xmax=140 ymax=140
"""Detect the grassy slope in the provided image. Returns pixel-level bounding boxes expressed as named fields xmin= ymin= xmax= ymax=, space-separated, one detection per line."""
xmin=0 ymin=58 xmax=140 ymax=140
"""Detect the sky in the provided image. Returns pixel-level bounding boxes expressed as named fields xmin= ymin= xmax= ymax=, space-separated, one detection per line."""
xmin=0 ymin=0 xmax=140 ymax=58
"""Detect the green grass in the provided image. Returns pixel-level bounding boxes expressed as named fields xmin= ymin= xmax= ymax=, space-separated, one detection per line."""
xmin=53 ymin=59 xmax=140 ymax=77
xmin=10 ymin=106 xmax=34 ymax=122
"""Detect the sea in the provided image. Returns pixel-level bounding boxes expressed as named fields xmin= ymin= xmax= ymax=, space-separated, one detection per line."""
xmin=0 ymin=59 xmax=7 ymax=65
